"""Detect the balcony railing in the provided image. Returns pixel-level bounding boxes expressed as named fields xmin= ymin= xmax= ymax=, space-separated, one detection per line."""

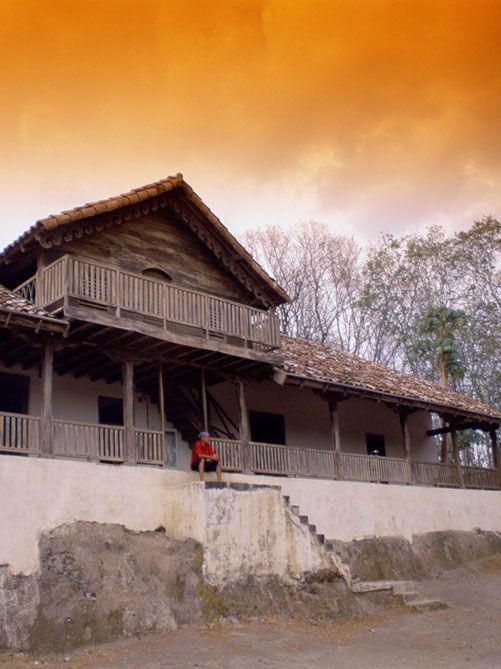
xmin=0 ymin=411 xmax=498 ymax=490
xmin=16 ymin=255 xmax=281 ymax=350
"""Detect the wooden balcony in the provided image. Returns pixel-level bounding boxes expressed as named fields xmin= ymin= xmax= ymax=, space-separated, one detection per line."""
xmin=15 ymin=255 xmax=281 ymax=353
xmin=1 ymin=413 xmax=498 ymax=490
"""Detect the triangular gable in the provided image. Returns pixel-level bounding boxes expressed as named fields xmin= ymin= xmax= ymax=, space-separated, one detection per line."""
xmin=0 ymin=175 xmax=289 ymax=309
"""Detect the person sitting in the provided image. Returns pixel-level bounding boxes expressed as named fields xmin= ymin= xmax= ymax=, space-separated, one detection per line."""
xmin=191 ymin=431 xmax=222 ymax=483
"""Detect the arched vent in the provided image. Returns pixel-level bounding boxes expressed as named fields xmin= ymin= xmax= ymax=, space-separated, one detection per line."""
xmin=142 ymin=268 xmax=173 ymax=283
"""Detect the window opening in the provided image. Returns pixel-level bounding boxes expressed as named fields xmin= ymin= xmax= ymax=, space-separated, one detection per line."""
xmin=0 ymin=373 xmax=30 ymax=414
xmin=249 ymin=411 xmax=286 ymax=445
xmin=366 ymin=433 xmax=386 ymax=457
xmin=98 ymin=396 xmax=124 ymax=426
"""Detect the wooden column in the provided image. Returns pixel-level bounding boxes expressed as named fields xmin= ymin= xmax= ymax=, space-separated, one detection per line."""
xmin=238 ymin=381 xmax=251 ymax=473
xmin=328 ymin=399 xmax=341 ymax=478
xmin=200 ymin=370 xmax=209 ymax=432
xmin=450 ymin=423 xmax=464 ymax=487
xmin=328 ymin=400 xmax=341 ymax=452
xmin=159 ymin=365 xmax=166 ymax=436
xmin=489 ymin=427 xmax=500 ymax=485
xmin=41 ymin=345 xmax=54 ymax=455
xmin=123 ymin=360 xmax=135 ymax=464
xmin=399 ymin=410 xmax=414 ymax=483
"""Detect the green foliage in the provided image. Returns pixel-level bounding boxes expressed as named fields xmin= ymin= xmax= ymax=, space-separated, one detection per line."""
xmin=412 ymin=306 xmax=468 ymax=384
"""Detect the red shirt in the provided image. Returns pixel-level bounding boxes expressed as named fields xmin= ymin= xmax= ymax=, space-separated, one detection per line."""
xmin=191 ymin=439 xmax=215 ymax=466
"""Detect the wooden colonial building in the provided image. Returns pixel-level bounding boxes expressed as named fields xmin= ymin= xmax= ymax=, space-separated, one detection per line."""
xmin=0 ymin=175 xmax=499 ymax=490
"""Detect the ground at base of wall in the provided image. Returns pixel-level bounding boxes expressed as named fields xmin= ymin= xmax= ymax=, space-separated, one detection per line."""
xmin=1 ymin=521 xmax=501 ymax=655
xmin=3 ymin=557 xmax=501 ymax=669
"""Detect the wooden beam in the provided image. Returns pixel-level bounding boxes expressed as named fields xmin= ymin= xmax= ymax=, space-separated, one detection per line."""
xmin=64 ymin=303 xmax=283 ymax=367
xmin=41 ymin=345 xmax=54 ymax=455
xmin=123 ymin=360 xmax=135 ymax=464
xmin=427 ymin=421 xmax=486 ymax=436
xmin=237 ymin=380 xmax=251 ymax=473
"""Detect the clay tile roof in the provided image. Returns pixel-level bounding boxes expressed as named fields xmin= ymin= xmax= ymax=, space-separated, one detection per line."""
xmin=282 ymin=336 xmax=501 ymax=422
xmin=0 ymin=174 xmax=288 ymax=306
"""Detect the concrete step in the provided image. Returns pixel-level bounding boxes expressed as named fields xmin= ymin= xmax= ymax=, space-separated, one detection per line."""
xmin=406 ymin=598 xmax=448 ymax=612
xmin=350 ymin=580 xmax=395 ymax=593
xmin=391 ymin=580 xmax=417 ymax=595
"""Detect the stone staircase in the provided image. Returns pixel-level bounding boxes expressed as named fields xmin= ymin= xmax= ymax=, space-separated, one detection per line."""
xmin=282 ymin=494 xmax=447 ymax=612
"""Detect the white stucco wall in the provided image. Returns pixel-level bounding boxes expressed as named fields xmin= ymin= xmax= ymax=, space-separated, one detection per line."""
xmin=1 ymin=457 xmax=500 ymax=578
xmin=209 ymin=380 xmax=436 ymax=460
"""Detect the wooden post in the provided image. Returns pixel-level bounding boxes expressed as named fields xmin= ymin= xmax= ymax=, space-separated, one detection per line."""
xmin=41 ymin=345 xmax=54 ymax=455
xmin=489 ymin=427 xmax=500 ymax=486
xmin=329 ymin=399 xmax=341 ymax=479
xmin=238 ymin=381 xmax=251 ymax=473
xmin=200 ymin=369 xmax=209 ymax=432
xmin=450 ymin=423 xmax=464 ymax=487
xmin=399 ymin=410 xmax=414 ymax=483
xmin=158 ymin=365 xmax=166 ymax=464
xmin=159 ymin=365 xmax=166 ymax=435
xmin=123 ymin=360 xmax=135 ymax=464
xmin=328 ymin=400 xmax=341 ymax=452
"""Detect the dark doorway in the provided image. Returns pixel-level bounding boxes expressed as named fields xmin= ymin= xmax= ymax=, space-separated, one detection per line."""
xmin=0 ymin=373 xmax=30 ymax=414
xmin=366 ymin=433 xmax=386 ymax=456
xmin=98 ymin=396 xmax=124 ymax=426
xmin=249 ymin=411 xmax=286 ymax=445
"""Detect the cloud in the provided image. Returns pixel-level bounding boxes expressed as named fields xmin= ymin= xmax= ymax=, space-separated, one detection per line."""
xmin=1 ymin=0 xmax=501 ymax=246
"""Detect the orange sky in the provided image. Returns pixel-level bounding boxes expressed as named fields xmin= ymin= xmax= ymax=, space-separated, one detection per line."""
xmin=1 ymin=0 xmax=501 ymax=248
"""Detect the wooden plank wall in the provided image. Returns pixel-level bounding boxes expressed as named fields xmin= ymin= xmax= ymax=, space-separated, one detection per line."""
xmin=57 ymin=213 xmax=258 ymax=307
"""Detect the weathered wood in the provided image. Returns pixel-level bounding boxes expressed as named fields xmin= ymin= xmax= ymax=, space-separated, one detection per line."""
xmin=200 ymin=369 xmax=209 ymax=432
xmin=412 ymin=460 xmax=460 ymax=487
xmin=427 ymin=420 xmax=486 ymax=437
xmin=159 ymin=365 xmax=166 ymax=436
xmin=123 ymin=360 xmax=135 ymax=464
xmin=41 ymin=345 xmax=54 ymax=455
xmin=399 ymin=410 xmax=414 ymax=483
xmin=237 ymin=381 xmax=251 ymax=473
xmin=490 ymin=427 xmax=500 ymax=486
xmin=0 ymin=411 xmax=40 ymax=454
xmin=450 ymin=425 xmax=464 ymax=487
xmin=328 ymin=400 xmax=341 ymax=453
xmin=211 ymin=437 xmax=243 ymax=472
xmin=39 ymin=255 xmax=280 ymax=350
xmin=61 ymin=213 xmax=257 ymax=306
xmin=338 ymin=452 xmax=408 ymax=484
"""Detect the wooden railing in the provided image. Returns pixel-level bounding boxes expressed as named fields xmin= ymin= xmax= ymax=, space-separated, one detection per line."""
xmin=135 ymin=428 xmax=164 ymax=465
xmin=212 ymin=437 xmax=243 ymax=471
xmin=0 ymin=409 xmax=498 ymax=489
xmin=251 ymin=441 xmax=338 ymax=478
xmin=53 ymin=419 xmax=125 ymax=461
xmin=27 ymin=255 xmax=280 ymax=349
xmin=412 ymin=461 xmax=461 ymax=487
xmin=339 ymin=452 xmax=409 ymax=483
xmin=13 ymin=277 xmax=37 ymax=303
xmin=462 ymin=465 xmax=499 ymax=490
xmin=0 ymin=411 xmax=40 ymax=455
